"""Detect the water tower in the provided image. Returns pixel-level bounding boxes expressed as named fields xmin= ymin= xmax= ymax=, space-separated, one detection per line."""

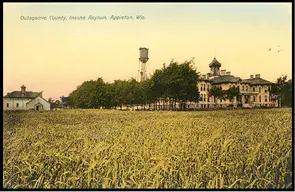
xmin=138 ymin=47 xmax=149 ymax=82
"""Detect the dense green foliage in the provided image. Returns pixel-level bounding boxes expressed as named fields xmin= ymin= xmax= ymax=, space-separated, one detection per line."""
xmin=208 ymin=86 xmax=225 ymax=105
xmin=3 ymin=109 xmax=292 ymax=189
xmin=224 ymin=87 xmax=240 ymax=102
xmin=68 ymin=59 xmax=200 ymax=110
xmin=270 ymin=75 xmax=292 ymax=107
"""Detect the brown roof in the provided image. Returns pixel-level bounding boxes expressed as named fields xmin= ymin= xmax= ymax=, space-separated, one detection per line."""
xmin=209 ymin=57 xmax=221 ymax=67
xmin=199 ymin=75 xmax=273 ymax=86
xmin=211 ymin=75 xmax=241 ymax=84
xmin=4 ymin=91 xmax=41 ymax=99
xmin=241 ymin=77 xmax=273 ymax=85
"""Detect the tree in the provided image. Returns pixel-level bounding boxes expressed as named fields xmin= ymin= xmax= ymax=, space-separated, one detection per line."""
xmin=225 ymin=86 xmax=240 ymax=106
xmin=282 ymin=79 xmax=292 ymax=107
xmin=149 ymin=58 xmax=200 ymax=111
xmin=208 ymin=86 xmax=225 ymax=107
xmin=270 ymin=75 xmax=292 ymax=107
xmin=48 ymin=97 xmax=54 ymax=103
xmin=141 ymin=79 xmax=155 ymax=110
xmin=149 ymin=69 xmax=165 ymax=110
xmin=68 ymin=78 xmax=106 ymax=109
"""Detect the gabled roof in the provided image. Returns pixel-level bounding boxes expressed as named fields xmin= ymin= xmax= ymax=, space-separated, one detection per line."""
xmin=26 ymin=96 xmax=50 ymax=105
xmin=4 ymin=91 xmax=41 ymax=99
xmin=209 ymin=57 xmax=221 ymax=67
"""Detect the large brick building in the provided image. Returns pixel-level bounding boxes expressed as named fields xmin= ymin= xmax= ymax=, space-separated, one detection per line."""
xmin=188 ymin=58 xmax=278 ymax=108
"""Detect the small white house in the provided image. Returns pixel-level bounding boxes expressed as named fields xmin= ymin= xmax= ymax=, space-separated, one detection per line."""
xmin=3 ymin=85 xmax=50 ymax=111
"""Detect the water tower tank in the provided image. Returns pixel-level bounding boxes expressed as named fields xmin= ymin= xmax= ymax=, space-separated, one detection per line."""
xmin=139 ymin=47 xmax=149 ymax=63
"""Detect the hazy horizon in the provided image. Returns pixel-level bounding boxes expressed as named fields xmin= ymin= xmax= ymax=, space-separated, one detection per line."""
xmin=4 ymin=3 xmax=292 ymax=100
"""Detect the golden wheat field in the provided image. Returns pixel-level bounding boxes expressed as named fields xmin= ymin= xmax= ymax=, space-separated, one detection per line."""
xmin=3 ymin=108 xmax=292 ymax=189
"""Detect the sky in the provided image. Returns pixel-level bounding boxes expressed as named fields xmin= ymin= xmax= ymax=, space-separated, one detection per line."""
xmin=3 ymin=3 xmax=292 ymax=100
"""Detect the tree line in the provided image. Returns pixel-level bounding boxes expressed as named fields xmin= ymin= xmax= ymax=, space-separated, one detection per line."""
xmin=68 ymin=59 xmax=200 ymax=110
xmin=67 ymin=58 xmax=292 ymax=110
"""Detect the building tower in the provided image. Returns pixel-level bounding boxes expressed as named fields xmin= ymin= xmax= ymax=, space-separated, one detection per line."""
xmin=139 ymin=47 xmax=149 ymax=82
xmin=21 ymin=85 xmax=26 ymax=96
xmin=209 ymin=57 xmax=221 ymax=77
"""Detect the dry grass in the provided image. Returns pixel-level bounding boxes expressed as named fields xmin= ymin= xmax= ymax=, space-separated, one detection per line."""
xmin=3 ymin=108 xmax=292 ymax=189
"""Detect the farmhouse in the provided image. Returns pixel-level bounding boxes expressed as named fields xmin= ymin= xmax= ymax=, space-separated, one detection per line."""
xmin=3 ymin=85 xmax=50 ymax=111
xmin=189 ymin=58 xmax=278 ymax=109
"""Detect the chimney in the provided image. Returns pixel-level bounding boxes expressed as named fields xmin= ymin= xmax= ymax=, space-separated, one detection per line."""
xmin=221 ymin=70 xmax=226 ymax=76
xmin=255 ymin=74 xmax=260 ymax=78
xmin=250 ymin=75 xmax=253 ymax=79
xmin=226 ymin=71 xmax=231 ymax=75
xmin=21 ymin=85 xmax=26 ymax=96
xmin=207 ymin=73 xmax=210 ymax=79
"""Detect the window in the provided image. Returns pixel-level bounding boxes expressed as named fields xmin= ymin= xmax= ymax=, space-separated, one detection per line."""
xmin=200 ymin=84 xmax=203 ymax=91
xmin=242 ymin=86 xmax=244 ymax=91
xmin=220 ymin=98 xmax=222 ymax=103
xmin=259 ymin=87 xmax=261 ymax=93
xmin=245 ymin=95 xmax=249 ymax=104
xmin=6 ymin=103 xmax=9 ymax=108
xmin=265 ymin=87 xmax=268 ymax=93
xmin=16 ymin=103 xmax=19 ymax=108
xmin=253 ymin=87 xmax=255 ymax=92
xmin=246 ymin=86 xmax=248 ymax=91
xmin=204 ymin=85 xmax=206 ymax=91
xmin=265 ymin=95 xmax=268 ymax=102
xmin=207 ymin=97 xmax=210 ymax=102
xmin=203 ymin=95 xmax=206 ymax=102
xmin=259 ymin=96 xmax=261 ymax=102
xmin=253 ymin=96 xmax=256 ymax=102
